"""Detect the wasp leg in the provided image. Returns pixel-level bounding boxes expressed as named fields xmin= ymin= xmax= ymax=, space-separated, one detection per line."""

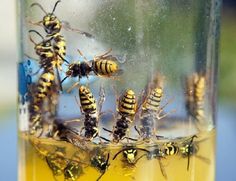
xmin=61 ymin=20 xmax=94 ymax=38
xmin=67 ymin=82 xmax=80 ymax=93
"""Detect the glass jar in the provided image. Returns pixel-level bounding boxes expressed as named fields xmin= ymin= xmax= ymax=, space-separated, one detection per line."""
xmin=18 ymin=0 xmax=221 ymax=181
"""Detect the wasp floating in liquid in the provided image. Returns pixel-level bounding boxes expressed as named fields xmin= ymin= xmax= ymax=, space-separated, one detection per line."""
xmin=145 ymin=145 xmax=167 ymax=179
xmin=90 ymin=147 xmax=110 ymax=181
xmin=113 ymin=144 xmax=149 ymax=167
xmin=179 ymin=135 xmax=210 ymax=171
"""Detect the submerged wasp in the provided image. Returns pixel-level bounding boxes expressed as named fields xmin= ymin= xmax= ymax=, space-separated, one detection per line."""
xmin=103 ymin=89 xmax=137 ymax=143
xmin=90 ymin=148 xmax=110 ymax=181
xmin=113 ymin=145 xmax=149 ymax=165
xmin=61 ymin=49 xmax=122 ymax=91
xmin=184 ymin=73 xmax=206 ymax=125
xmin=46 ymin=148 xmax=84 ymax=181
xmin=179 ymin=135 xmax=210 ymax=171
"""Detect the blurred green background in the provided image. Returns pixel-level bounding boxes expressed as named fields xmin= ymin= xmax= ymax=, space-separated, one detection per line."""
xmin=0 ymin=0 xmax=235 ymax=180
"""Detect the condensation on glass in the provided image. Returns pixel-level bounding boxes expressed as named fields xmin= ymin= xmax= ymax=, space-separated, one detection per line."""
xmin=18 ymin=1 xmax=221 ymax=181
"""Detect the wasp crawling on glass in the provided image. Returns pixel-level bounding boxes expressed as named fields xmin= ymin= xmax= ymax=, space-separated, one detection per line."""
xmin=28 ymin=29 xmax=66 ymax=91
xmin=64 ymin=85 xmax=106 ymax=142
xmin=184 ymin=72 xmax=206 ymax=125
xmin=29 ymin=70 xmax=56 ymax=136
xmin=90 ymin=147 xmax=110 ymax=181
xmin=61 ymin=48 xmax=123 ymax=91
xmin=103 ymin=89 xmax=138 ymax=143
xmin=135 ymin=73 xmax=174 ymax=142
xmin=29 ymin=0 xmax=93 ymax=38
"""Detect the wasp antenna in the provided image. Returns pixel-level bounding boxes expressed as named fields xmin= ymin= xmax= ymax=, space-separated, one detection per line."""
xmin=97 ymin=48 xmax=112 ymax=58
xmin=97 ymin=171 xmax=105 ymax=181
xmin=99 ymin=136 xmax=111 ymax=142
xmin=57 ymin=53 xmax=70 ymax=64
xmin=113 ymin=149 xmax=126 ymax=160
xmin=103 ymin=128 xmax=113 ymax=134
xmin=60 ymin=76 xmax=68 ymax=84
xmin=30 ymin=3 xmax=47 ymax=15
xmin=52 ymin=0 xmax=61 ymax=14
xmin=29 ymin=30 xmax=44 ymax=41
xmin=77 ymin=49 xmax=88 ymax=62
xmin=106 ymin=153 xmax=110 ymax=164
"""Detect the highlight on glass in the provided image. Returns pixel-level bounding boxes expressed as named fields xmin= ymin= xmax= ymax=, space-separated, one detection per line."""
xmin=18 ymin=0 xmax=221 ymax=180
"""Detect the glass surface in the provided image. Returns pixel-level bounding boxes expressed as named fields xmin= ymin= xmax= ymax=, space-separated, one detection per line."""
xmin=18 ymin=0 xmax=221 ymax=180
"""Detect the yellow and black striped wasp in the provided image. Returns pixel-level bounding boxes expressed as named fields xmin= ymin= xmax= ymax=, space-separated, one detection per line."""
xmin=90 ymin=147 xmax=110 ymax=181
xmin=29 ymin=70 xmax=56 ymax=135
xmin=28 ymin=29 xmax=66 ymax=90
xmin=135 ymin=73 xmax=174 ymax=142
xmin=64 ymin=85 xmax=106 ymax=142
xmin=184 ymin=72 xmax=206 ymax=128
xmin=29 ymin=0 xmax=93 ymax=71
xmin=103 ymin=89 xmax=138 ymax=143
xmin=61 ymin=48 xmax=122 ymax=91
xmin=29 ymin=0 xmax=94 ymax=37
xmin=113 ymin=145 xmax=149 ymax=165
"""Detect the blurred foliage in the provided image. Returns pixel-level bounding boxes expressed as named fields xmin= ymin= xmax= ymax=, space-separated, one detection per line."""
xmin=219 ymin=9 xmax=236 ymax=103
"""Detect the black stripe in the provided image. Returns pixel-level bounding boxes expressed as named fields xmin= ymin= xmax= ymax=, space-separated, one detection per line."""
xmin=99 ymin=61 xmax=103 ymax=74
xmin=105 ymin=60 xmax=109 ymax=74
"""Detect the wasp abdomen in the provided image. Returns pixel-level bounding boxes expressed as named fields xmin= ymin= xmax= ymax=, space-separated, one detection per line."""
xmin=118 ymin=89 xmax=136 ymax=116
xmin=93 ymin=59 xmax=118 ymax=76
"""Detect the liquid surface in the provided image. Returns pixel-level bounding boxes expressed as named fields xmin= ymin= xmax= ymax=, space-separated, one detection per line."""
xmin=18 ymin=129 xmax=215 ymax=181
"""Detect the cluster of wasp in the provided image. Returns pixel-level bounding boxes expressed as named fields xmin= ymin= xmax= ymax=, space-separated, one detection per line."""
xmin=25 ymin=1 xmax=209 ymax=180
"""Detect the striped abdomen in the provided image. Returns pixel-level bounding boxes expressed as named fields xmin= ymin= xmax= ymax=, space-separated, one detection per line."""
xmin=93 ymin=59 xmax=118 ymax=76
xmin=163 ymin=142 xmax=179 ymax=156
xmin=142 ymin=87 xmax=163 ymax=112
xmin=34 ymin=71 xmax=55 ymax=103
xmin=118 ymin=89 xmax=137 ymax=117
xmin=79 ymin=86 xmax=97 ymax=115
xmin=52 ymin=33 xmax=66 ymax=68
xmin=193 ymin=75 xmax=206 ymax=120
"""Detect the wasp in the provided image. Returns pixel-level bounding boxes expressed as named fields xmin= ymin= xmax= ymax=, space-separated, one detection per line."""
xmin=145 ymin=145 xmax=167 ymax=179
xmin=61 ymin=49 xmax=122 ymax=90
xmin=163 ymin=141 xmax=179 ymax=156
xmin=184 ymin=73 xmax=206 ymax=125
xmin=29 ymin=0 xmax=92 ymax=64
xmin=30 ymin=0 xmax=93 ymax=36
xmin=46 ymin=148 xmax=84 ymax=181
xmin=90 ymin=148 xmax=110 ymax=181
xmin=135 ymin=74 xmax=174 ymax=142
xmin=46 ymin=148 xmax=69 ymax=179
xmin=135 ymin=87 xmax=166 ymax=142
xmin=29 ymin=70 xmax=55 ymax=135
xmin=179 ymin=135 xmax=210 ymax=171
xmin=64 ymin=85 xmax=105 ymax=141
xmin=103 ymin=89 xmax=137 ymax=143
xmin=64 ymin=160 xmax=84 ymax=181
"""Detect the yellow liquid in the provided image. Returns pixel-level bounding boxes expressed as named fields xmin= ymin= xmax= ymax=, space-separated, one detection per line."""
xmin=18 ymin=129 xmax=215 ymax=181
